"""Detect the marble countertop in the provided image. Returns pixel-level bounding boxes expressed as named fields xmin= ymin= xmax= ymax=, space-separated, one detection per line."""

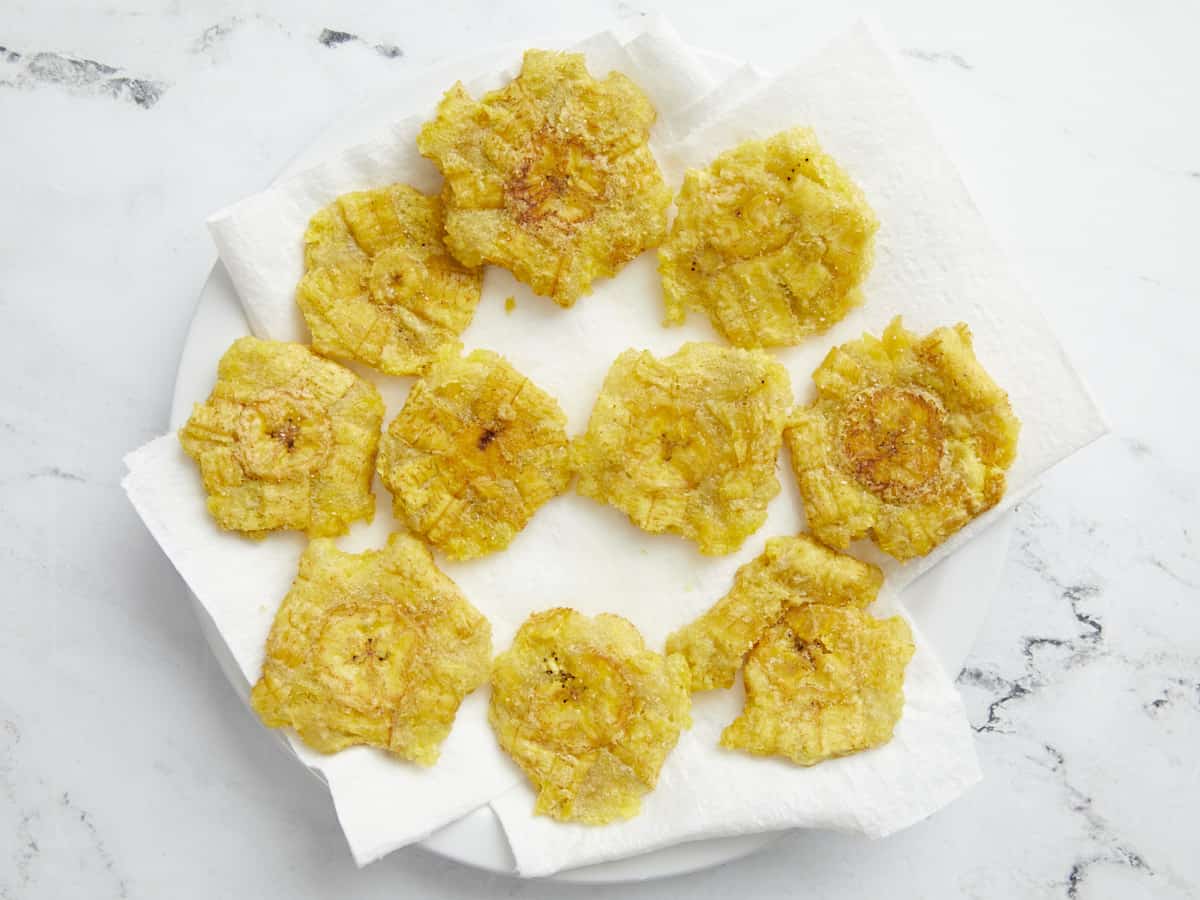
xmin=2 ymin=1 xmax=1196 ymax=897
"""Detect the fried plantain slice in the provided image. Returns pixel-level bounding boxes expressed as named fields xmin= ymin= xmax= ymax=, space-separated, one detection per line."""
xmin=296 ymin=184 xmax=482 ymax=376
xmin=490 ymin=608 xmax=691 ymax=824
xmin=573 ymin=342 xmax=792 ymax=554
xmin=659 ymin=128 xmax=878 ymax=348
xmin=179 ymin=336 xmax=383 ymax=538
xmin=417 ymin=49 xmax=671 ymax=307
xmin=250 ymin=534 xmax=492 ymax=764
xmin=721 ymin=603 xmax=913 ymax=765
xmin=786 ymin=317 xmax=1020 ymax=560
xmin=376 ymin=349 xmax=571 ymax=560
xmin=667 ymin=534 xmax=883 ymax=691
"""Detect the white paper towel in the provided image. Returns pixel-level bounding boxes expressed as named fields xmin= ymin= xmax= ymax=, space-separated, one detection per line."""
xmin=128 ymin=16 xmax=1109 ymax=877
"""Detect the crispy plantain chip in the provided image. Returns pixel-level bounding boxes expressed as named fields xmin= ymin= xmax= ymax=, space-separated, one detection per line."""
xmin=659 ymin=128 xmax=877 ymax=348
xmin=721 ymin=603 xmax=913 ymax=765
xmin=667 ymin=534 xmax=883 ymax=691
xmin=376 ymin=349 xmax=571 ymax=560
xmin=250 ymin=534 xmax=492 ymax=764
xmin=179 ymin=336 xmax=383 ymax=538
xmin=574 ymin=342 xmax=792 ymax=554
xmin=490 ymin=608 xmax=691 ymax=824
xmin=417 ymin=50 xmax=671 ymax=307
xmin=296 ymin=184 xmax=482 ymax=376
xmin=786 ymin=317 xmax=1020 ymax=560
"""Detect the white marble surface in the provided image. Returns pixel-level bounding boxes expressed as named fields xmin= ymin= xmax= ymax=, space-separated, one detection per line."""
xmin=1 ymin=0 xmax=1196 ymax=897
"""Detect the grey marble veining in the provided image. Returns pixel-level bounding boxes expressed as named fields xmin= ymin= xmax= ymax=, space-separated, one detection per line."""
xmin=1 ymin=1 xmax=1197 ymax=898
xmin=0 ymin=45 xmax=166 ymax=108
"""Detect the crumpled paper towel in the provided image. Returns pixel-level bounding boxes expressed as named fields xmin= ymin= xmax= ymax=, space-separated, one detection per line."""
xmin=482 ymin=20 xmax=1106 ymax=876
xmin=129 ymin=15 xmax=1107 ymax=877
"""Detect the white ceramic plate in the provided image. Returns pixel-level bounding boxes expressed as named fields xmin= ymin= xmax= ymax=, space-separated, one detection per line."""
xmin=170 ymin=39 xmax=1014 ymax=884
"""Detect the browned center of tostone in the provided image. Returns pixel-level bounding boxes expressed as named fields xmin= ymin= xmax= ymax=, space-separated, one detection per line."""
xmin=271 ymin=419 xmax=301 ymax=450
xmin=504 ymin=128 xmax=603 ymax=235
xmin=839 ymin=386 xmax=947 ymax=503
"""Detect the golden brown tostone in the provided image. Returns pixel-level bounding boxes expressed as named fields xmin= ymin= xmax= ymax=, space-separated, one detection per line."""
xmin=659 ymin=128 xmax=878 ymax=348
xmin=417 ymin=49 xmax=671 ymax=307
xmin=489 ymin=608 xmax=691 ymax=824
xmin=786 ymin=317 xmax=1020 ymax=560
xmin=296 ymin=184 xmax=482 ymax=376
xmin=376 ymin=349 xmax=572 ymax=560
xmin=573 ymin=342 xmax=793 ymax=555
xmin=721 ymin=603 xmax=914 ymax=766
xmin=178 ymin=336 xmax=383 ymax=538
xmin=250 ymin=534 xmax=492 ymax=764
